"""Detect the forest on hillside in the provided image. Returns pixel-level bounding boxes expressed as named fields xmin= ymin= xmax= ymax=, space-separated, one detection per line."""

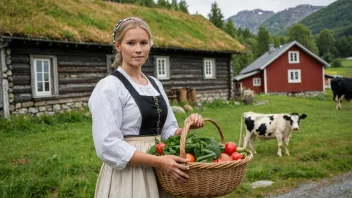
xmin=300 ymin=0 xmax=352 ymax=37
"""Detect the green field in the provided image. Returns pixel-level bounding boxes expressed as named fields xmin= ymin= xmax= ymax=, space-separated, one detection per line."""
xmin=1 ymin=89 xmax=351 ymax=198
xmin=325 ymin=59 xmax=352 ymax=77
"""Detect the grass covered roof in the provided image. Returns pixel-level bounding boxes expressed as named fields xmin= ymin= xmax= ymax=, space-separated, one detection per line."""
xmin=0 ymin=0 xmax=245 ymax=52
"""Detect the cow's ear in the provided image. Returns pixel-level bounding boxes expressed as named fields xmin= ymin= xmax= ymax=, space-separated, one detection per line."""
xmin=283 ymin=115 xmax=291 ymax=121
xmin=300 ymin=114 xmax=307 ymax=120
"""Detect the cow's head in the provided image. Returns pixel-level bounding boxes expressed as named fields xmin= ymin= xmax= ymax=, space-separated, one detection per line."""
xmin=283 ymin=113 xmax=307 ymax=131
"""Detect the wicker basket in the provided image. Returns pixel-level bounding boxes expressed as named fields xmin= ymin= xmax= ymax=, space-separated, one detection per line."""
xmin=154 ymin=118 xmax=253 ymax=197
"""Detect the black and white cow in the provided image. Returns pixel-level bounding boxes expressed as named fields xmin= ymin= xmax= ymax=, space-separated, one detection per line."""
xmin=330 ymin=77 xmax=352 ymax=110
xmin=241 ymin=112 xmax=307 ymax=157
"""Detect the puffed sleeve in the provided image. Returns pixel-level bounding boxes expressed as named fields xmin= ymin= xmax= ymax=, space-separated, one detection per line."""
xmin=151 ymin=77 xmax=179 ymax=140
xmin=88 ymin=76 xmax=136 ymax=170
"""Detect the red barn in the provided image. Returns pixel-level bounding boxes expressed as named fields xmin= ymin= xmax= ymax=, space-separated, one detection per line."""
xmin=234 ymin=41 xmax=330 ymax=95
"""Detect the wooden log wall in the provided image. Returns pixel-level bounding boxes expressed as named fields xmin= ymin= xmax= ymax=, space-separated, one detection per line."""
xmin=10 ymin=41 xmax=110 ymax=104
xmin=10 ymin=40 xmax=233 ymax=107
xmin=145 ymin=49 xmax=232 ymax=99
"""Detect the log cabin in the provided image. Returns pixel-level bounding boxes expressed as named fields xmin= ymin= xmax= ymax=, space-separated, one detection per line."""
xmin=0 ymin=1 xmax=244 ymax=118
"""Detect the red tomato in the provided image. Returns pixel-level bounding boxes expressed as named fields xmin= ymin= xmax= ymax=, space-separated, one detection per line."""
xmin=231 ymin=152 xmax=244 ymax=160
xmin=224 ymin=142 xmax=237 ymax=156
xmin=186 ymin=153 xmax=196 ymax=162
xmin=219 ymin=153 xmax=233 ymax=161
xmin=213 ymin=158 xmax=223 ymax=162
xmin=156 ymin=142 xmax=166 ymax=155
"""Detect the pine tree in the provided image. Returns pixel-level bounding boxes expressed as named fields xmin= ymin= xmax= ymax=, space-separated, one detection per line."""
xmin=208 ymin=1 xmax=224 ymax=29
xmin=171 ymin=0 xmax=178 ymax=11
xmin=178 ymin=0 xmax=188 ymax=13
xmin=256 ymin=26 xmax=272 ymax=57
xmin=224 ymin=20 xmax=236 ymax=38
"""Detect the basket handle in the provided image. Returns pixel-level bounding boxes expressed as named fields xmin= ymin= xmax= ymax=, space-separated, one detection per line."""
xmin=180 ymin=118 xmax=226 ymax=159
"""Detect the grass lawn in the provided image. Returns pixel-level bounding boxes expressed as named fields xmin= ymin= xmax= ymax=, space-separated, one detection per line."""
xmin=325 ymin=59 xmax=352 ymax=77
xmin=1 ymin=89 xmax=351 ymax=198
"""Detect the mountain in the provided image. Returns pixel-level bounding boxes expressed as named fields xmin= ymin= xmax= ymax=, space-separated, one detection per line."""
xmin=227 ymin=4 xmax=323 ymax=35
xmin=259 ymin=4 xmax=324 ymax=35
xmin=226 ymin=9 xmax=275 ymax=33
xmin=300 ymin=0 xmax=352 ymax=37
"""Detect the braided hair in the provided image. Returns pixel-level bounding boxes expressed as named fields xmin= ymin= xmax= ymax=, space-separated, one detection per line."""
xmin=111 ymin=17 xmax=153 ymax=68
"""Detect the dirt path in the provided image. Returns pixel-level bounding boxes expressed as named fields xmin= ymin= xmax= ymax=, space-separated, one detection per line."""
xmin=265 ymin=171 xmax=352 ymax=198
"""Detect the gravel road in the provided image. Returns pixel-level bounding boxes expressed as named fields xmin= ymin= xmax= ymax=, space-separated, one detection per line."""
xmin=266 ymin=171 xmax=352 ymax=198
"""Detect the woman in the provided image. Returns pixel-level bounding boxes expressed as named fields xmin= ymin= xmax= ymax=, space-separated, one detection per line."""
xmin=88 ymin=17 xmax=204 ymax=198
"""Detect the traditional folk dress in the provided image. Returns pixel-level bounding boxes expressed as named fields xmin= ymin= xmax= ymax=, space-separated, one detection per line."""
xmin=89 ymin=67 xmax=178 ymax=198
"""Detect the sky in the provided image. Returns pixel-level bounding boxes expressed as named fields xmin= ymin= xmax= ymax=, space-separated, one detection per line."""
xmin=185 ymin=0 xmax=337 ymax=19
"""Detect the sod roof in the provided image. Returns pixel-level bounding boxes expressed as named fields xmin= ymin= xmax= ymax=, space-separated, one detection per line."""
xmin=0 ymin=0 xmax=245 ymax=53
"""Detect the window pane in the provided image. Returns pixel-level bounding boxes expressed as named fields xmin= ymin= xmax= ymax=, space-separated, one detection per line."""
xmin=44 ymin=61 xmax=49 ymax=72
xmin=44 ymin=73 xmax=49 ymax=81
xmin=36 ymin=60 xmax=42 ymax=72
xmin=295 ymin=72 xmax=298 ymax=79
xmin=45 ymin=82 xmax=50 ymax=91
xmin=37 ymin=82 xmax=43 ymax=92
xmin=37 ymin=72 xmax=42 ymax=81
xmin=290 ymin=72 xmax=294 ymax=80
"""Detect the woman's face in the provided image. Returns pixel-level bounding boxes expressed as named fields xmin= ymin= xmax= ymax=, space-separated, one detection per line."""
xmin=116 ymin=26 xmax=151 ymax=69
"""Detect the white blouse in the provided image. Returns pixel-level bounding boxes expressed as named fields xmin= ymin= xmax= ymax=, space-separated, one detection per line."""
xmin=88 ymin=67 xmax=179 ymax=170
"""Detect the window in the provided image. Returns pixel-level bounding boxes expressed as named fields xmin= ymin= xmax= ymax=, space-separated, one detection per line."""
xmin=155 ymin=56 xmax=170 ymax=79
xmin=288 ymin=69 xmax=301 ymax=83
xmin=288 ymin=51 xmax=300 ymax=63
xmin=30 ymin=55 xmax=59 ymax=98
xmin=253 ymin=78 xmax=261 ymax=86
xmin=203 ymin=58 xmax=216 ymax=79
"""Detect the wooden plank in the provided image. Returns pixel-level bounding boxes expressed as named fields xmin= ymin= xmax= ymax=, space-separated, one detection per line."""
xmin=59 ymin=83 xmax=96 ymax=88
xmin=14 ymin=93 xmax=32 ymax=103
xmin=12 ymin=75 xmax=31 ymax=85
xmin=161 ymin=80 xmax=228 ymax=86
xmin=58 ymin=67 xmax=107 ymax=73
xmin=11 ymin=63 xmax=30 ymax=74
xmin=58 ymin=55 xmax=106 ymax=62
xmin=59 ymin=86 xmax=95 ymax=94
xmin=12 ymin=85 xmax=31 ymax=94
xmin=14 ymin=92 xmax=93 ymax=103
xmin=59 ymin=73 xmax=107 ymax=78
xmin=59 ymin=77 xmax=102 ymax=84
xmin=11 ymin=54 xmax=30 ymax=64
xmin=59 ymin=61 xmax=106 ymax=67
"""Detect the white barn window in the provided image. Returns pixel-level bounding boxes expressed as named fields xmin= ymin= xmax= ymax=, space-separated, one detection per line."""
xmin=203 ymin=58 xmax=216 ymax=79
xmin=288 ymin=51 xmax=300 ymax=64
xmin=253 ymin=78 xmax=261 ymax=86
xmin=288 ymin=69 xmax=301 ymax=83
xmin=155 ymin=56 xmax=170 ymax=79
xmin=30 ymin=55 xmax=59 ymax=98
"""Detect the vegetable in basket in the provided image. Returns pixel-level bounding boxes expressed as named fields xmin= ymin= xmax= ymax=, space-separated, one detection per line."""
xmin=147 ymin=133 xmax=222 ymax=162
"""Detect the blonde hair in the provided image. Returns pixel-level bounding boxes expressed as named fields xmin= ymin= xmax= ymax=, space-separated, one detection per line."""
xmin=112 ymin=17 xmax=153 ymax=68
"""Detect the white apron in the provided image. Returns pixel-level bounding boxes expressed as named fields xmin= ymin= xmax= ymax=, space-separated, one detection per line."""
xmin=94 ymin=136 xmax=174 ymax=198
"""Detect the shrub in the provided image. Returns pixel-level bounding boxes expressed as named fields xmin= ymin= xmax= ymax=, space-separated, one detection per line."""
xmin=330 ymin=58 xmax=343 ymax=68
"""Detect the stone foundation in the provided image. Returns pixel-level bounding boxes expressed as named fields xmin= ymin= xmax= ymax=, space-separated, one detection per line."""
xmin=265 ymin=91 xmax=323 ymax=97
xmin=10 ymin=98 xmax=89 ymax=117
xmin=196 ymin=92 xmax=229 ymax=102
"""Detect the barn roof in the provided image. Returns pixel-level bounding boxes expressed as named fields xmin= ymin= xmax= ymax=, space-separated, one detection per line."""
xmin=239 ymin=40 xmax=329 ymax=75
xmin=0 ymin=0 xmax=245 ymax=53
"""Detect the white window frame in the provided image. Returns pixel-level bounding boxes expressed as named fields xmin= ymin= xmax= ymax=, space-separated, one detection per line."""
xmin=30 ymin=55 xmax=59 ymax=98
xmin=253 ymin=78 xmax=261 ymax=86
xmin=203 ymin=58 xmax=216 ymax=79
xmin=288 ymin=69 xmax=301 ymax=83
xmin=155 ymin=56 xmax=170 ymax=80
xmin=288 ymin=51 xmax=300 ymax=64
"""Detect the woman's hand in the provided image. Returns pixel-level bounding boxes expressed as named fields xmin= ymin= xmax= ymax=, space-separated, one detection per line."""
xmin=157 ymin=155 xmax=189 ymax=182
xmin=185 ymin=113 xmax=204 ymax=129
